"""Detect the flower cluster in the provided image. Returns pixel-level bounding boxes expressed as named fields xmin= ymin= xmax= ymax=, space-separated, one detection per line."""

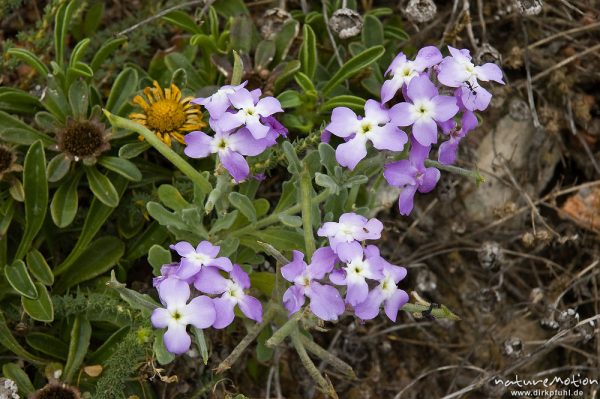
xmin=184 ymin=82 xmax=287 ymax=182
xmin=281 ymin=213 xmax=408 ymax=322
xmin=151 ymin=240 xmax=262 ymax=354
xmin=324 ymin=46 xmax=503 ymax=215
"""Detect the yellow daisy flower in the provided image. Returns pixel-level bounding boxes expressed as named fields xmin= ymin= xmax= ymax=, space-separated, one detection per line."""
xmin=129 ymin=81 xmax=206 ymax=147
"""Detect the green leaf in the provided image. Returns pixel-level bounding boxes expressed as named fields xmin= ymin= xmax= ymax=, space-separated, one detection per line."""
xmin=106 ymin=271 xmax=160 ymax=312
xmin=278 ymin=214 xmax=303 ymax=227
xmin=0 ymin=111 xmax=53 ymax=146
xmin=5 ymin=260 xmax=38 ymax=299
xmin=148 ymin=244 xmax=172 ymax=276
xmin=254 ymin=40 xmax=275 ymax=71
xmin=54 ymin=236 xmax=125 ymax=293
xmin=118 ymin=141 xmax=150 ymax=159
xmin=41 ymin=75 xmax=69 ymax=122
xmin=90 ymin=37 xmax=127 ymax=71
xmin=26 ymin=332 xmax=69 ymax=360
xmin=249 ymin=271 xmax=276 ymax=297
xmin=85 ymin=166 xmax=119 ymax=207
xmin=162 ymin=10 xmax=203 ymax=34
xmin=0 ymin=312 xmax=44 ymax=365
xmin=2 ymin=363 xmax=35 ymax=396
xmin=125 ymin=222 xmax=170 ymax=262
xmin=63 ymin=316 xmax=92 ymax=383
xmin=321 ymin=45 xmax=385 ymax=96
xmin=209 ymin=210 xmax=239 ymax=234
xmin=55 ymin=0 xmax=77 ymax=66
xmin=274 ymin=19 xmax=299 ymax=63
xmin=26 ymin=249 xmax=54 ymax=286
xmin=83 ymin=2 xmax=104 ymax=37
xmin=87 ymin=326 xmax=129 ymax=365
xmin=192 ymin=327 xmax=210 ymax=365
xmin=0 ymin=87 xmax=42 ymax=114
xmin=294 ymin=72 xmax=316 ymax=93
xmin=67 ymin=62 xmax=94 ymax=80
xmin=315 ymin=173 xmax=339 ymax=194
xmin=106 ymin=68 xmax=138 ymax=114
xmin=68 ymin=79 xmax=89 ymax=120
xmin=6 ymin=48 xmax=48 ymax=77
xmin=164 ymin=53 xmax=206 ymax=89
xmin=362 ymin=15 xmax=384 ymax=47
xmin=153 ymin=332 xmax=175 ymax=365
xmin=319 ymin=95 xmax=366 ymax=113
xmin=318 ymin=143 xmax=337 ymax=174
xmin=273 ymin=60 xmax=301 ymax=93
xmin=277 ymin=90 xmax=302 ymax=109
xmin=241 ymin=228 xmax=304 ymax=252
xmin=228 ymin=192 xmax=256 ymax=223
xmin=98 ymin=156 xmax=142 ymax=182
xmin=300 ymin=24 xmax=317 ymax=79
xmin=282 ymin=141 xmax=301 ymax=174
xmin=146 ymin=202 xmax=188 ymax=231
xmin=230 ymin=15 xmax=253 ymax=54
xmin=158 ymin=184 xmax=190 ymax=211
xmin=22 ymin=282 xmax=54 ymax=322
xmin=51 ymin=171 xmax=81 ymax=228
xmin=15 ymin=141 xmax=47 ymax=260
xmin=69 ymin=38 xmax=91 ymax=66
xmin=231 ymin=50 xmax=244 ymax=86
xmin=46 ymin=154 xmax=71 ymax=182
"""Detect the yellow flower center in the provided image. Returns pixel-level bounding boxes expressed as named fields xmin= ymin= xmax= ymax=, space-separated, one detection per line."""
xmin=146 ymin=100 xmax=187 ymax=134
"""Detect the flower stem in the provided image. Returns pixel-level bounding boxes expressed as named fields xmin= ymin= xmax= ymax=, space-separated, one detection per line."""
xmin=300 ymin=163 xmax=316 ymax=258
xmin=298 ymin=333 xmax=356 ymax=379
xmin=103 ymin=111 xmax=212 ymax=194
xmin=291 ymin=329 xmax=337 ymax=397
xmin=425 ymin=159 xmax=485 ymax=185
xmin=265 ymin=310 xmax=303 ymax=348
xmin=401 ymin=302 xmax=461 ymax=320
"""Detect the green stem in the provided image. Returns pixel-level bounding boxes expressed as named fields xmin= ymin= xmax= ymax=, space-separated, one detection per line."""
xmin=300 ymin=164 xmax=316 ymax=258
xmin=231 ymin=50 xmax=243 ymax=85
xmin=401 ymin=302 xmax=461 ymax=320
xmin=103 ymin=111 xmax=212 ymax=194
xmin=425 ymin=160 xmax=484 ymax=185
xmin=298 ymin=333 xmax=356 ymax=379
xmin=291 ymin=329 xmax=335 ymax=396
xmin=266 ymin=310 xmax=302 ymax=348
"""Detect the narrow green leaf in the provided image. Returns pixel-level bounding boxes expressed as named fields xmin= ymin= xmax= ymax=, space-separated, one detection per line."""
xmin=274 ymin=19 xmax=299 ymax=63
xmin=118 ymin=141 xmax=150 ymax=159
xmin=278 ymin=214 xmax=303 ymax=227
xmin=319 ymin=95 xmax=366 ymax=113
xmin=231 ymin=50 xmax=244 ymax=86
xmin=98 ymin=156 xmax=142 ymax=182
xmin=106 ymin=68 xmax=138 ymax=115
xmin=22 ymin=282 xmax=54 ymax=322
xmin=106 ymin=271 xmax=160 ymax=312
xmin=2 ymin=363 xmax=35 ymax=396
xmin=46 ymin=154 xmax=71 ymax=182
xmin=69 ymin=38 xmax=91 ymax=66
xmin=50 ymin=171 xmax=81 ymax=228
xmin=83 ymin=2 xmax=104 ymax=37
xmin=0 ymin=312 xmax=45 ymax=365
xmin=55 ymin=1 xmax=77 ymax=66
xmin=281 ymin=141 xmax=301 ymax=174
xmin=153 ymin=332 xmax=175 ymax=365
xmin=209 ymin=210 xmax=239 ymax=234
xmin=192 ymin=327 xmax=210 ymax=365
xmin=6 ymin=48 xmax=48 ymax=77
xmin=254 ymin=40 xmax=275 ymax=71
xmin=158 ymin=184 xmax=191 ymax=211
xmin=125 ymin=222 xmax=170 ymax=262
xmin=362 ymin=15 xmax=384 ymax=47
xmin=162 ymin=10 xmax=202 ymax=34
xmin=322 ymin=46 xmax=385 ymax=96
xmin=300 ymin=24 xmax=317 ymax=79
xmin=87 ymin=326 xmax=129 ymax=365
xmin=294 ymin=72 xmax=316 ymax=93
xmin=5 ymin=260 xmax=38 ymax=299
xmin=0 ymin=87 xmax=42 ymax=114
xmin=90 ymin=37 xmax=127 ymax=71
xmin=164 ymin=53 xmax=206 ymax=89
xmin=85 ymin=166 xmax=119 ymax=207
xmin=63 ymin=316 xmax=92 ymax=383
xmin=25 ymin=332 xmax=69 ymax=360
xmin=0 ymin=111 xmax=53 ymax=146
xmin=148 ymin=244 xmax=172 ymax=276
xmin=26 ymin=249 xmax=54 ymax=286
xmin=277 ymin=90 xmax=302 ymax=108
xmin=273 ymin=60 xmax=301 ymax=93
xmin=68 ymin=79 xmax=89 ymax=120
xmin=228 ymin=192 xmax=256 ymax=222
xmin=15 ymin=141 xmax=47 ymax=260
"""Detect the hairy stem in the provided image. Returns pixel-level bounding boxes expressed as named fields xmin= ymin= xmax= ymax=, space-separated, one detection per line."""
xmin=291 ymin=329 xmax=336 ymax=396
xmin=300 ymin=164 xmax=316 ymax=258
xmin=425 ymin=159 xmax=484 ymax=185
xmin=298 ymin=333 xmax=356 ymax=379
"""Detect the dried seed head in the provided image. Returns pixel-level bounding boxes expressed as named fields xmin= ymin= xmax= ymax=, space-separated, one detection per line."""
xmin=30 ymin=382 xmax=81 ymax=399
xmin=0 ymin=145 xmax=22 ymax=181
xmin=437 ymin=178 xmax=456 ymax=201
xmin=556 ymin=308 xmax=579 ymax=330
xmin=509 ymin=98 xmax=531 ymax=121
xmin=502 ymin=337 xmax=524 ymax=358
xmin=329 ymin=8 xmax=363 ymax=39
xmin=522 ymin=232 xmax=535 ymax=247
xmin=0 ymin=377 xmax=19 ymax=399
xmin=416 ymin=269 xmax=437 ymax=293
xmin=514 ymin=0 xmax=543 ymax=15
xmin=475 ymin=288 xmax=503 ymax=312
xmin=540 ymin=308 xmax=559 ymax=330
xmin=529 ymin=287 xmax=544 ymax=305
xmin=575 ymin=319 xmax=595 ymax=343
xmin=55 ymin=118 xmax=111 ymax=163
xmin=404 ymin=0 xmax=437 ymax=23
xmin=478 ymin=241 xmax=504 ymax=270
xmin=475 ymin=43 xmax=502 ymax=66
xmin=260 ymin=8 xmax=292 ymax=40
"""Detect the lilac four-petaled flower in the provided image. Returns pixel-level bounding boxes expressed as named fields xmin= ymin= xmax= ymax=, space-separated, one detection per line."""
xmin=383 ymin=138 xmax=440 ymax=215
xmin=281 ymin=247 xmax=346 ymax=321
xmin=192 ymin=82 xmax=248 ymax=119
xmin=326 ymin=100 xmax=407 ymax=170
xmin=317 ymin=212 xmax=383 ymax=252
xmin=438 ymin=110 xmax=478 ymax=165
xmin=170 ymin=240 xmax=233 ymax=280
xmin=354 ymin=262 xmax=409 ymax=322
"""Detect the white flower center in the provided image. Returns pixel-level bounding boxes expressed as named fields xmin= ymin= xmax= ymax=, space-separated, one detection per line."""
xmin=245 ymin=106 xmax=256 ymax=116
xmin=346 ymin=258 xmax=368 ymax=280
xmin=169 ymin=307 xmax=188 ymax=326
xmin=188 ymin=252 xmax=211 ymax=265
xmin=394 ymin=61 xmax=418 ymax=84
xmin=380 ymin=274 xmax=397 ymax=298
xmin=411 ymin=99 xmax=434 ymax=120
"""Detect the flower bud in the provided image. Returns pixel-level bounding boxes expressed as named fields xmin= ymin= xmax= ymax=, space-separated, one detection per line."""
xmin=329 ymin=8 xmax=363 ymax=39
xmin=404 ymin=0 xmax=437 ymax=23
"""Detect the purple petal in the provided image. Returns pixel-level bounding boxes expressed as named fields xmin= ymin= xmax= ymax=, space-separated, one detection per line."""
xmin=418 ymin=167 xmax=440 ymax=193
xmin=196 ymin=241 xmax=220 ymax=257
xmin=238 ymin=295 xmax=263 ymax=323
xmin=383 ymin=160 xmax=416 ymax=187
xmin=389 ymin=102 xmax=417 ymax=126
xmin=317 ymin=222 xmax=338 ymax=238
xmin=217 ymin=111 xmax=245 ymax=132
xmin=381 ymin=78 xmax=403 ymax=104
xmin=412 ymin=117 xmax=438 ymax=146
xmin=309 ymin=282 xmax=345 ymax=321
xmin=256 ymin=96 xmax=283 ymax=116
xmin=184 ymin=131 xmax=213 ymax=158
xmin=384 ymin=290 xmax=409 ymax=322
xmin=407 ymin=75 xmax=437 ymax=101
xmin=228 ymin=88 xmax=255 ymax=109
xmin=281 ymin=250 xmax=306 ymax=282
xmin=370 ymin=125 xmax=408 ymax=152
xmin=329 ymin=269 xmax=347 ymax=285
xmin=283 ymin=285 xmax=306 ymax=315
xmin=462 ymin=111 xmax=478 ymax=132
xmin=185 ymin=295 xmax=216 ymax=329
xmin=385 ymin=52 xmax=407 ymax=76
xmin=220 ymin=149 xmax=250 ymax=182
xmin=163 ymin=324 xmax=191 ymax=354
xmin=230 ymin=264 xmax=251 ymax=289
xmin=157 ymin=278 xmax=190 ymax=308
xmin=448 ymin=46 xmax=471 ymax=62
xmin=326 ymin=107 xmax=360 ymax=138
xmin=308 ymin=246 xmax=337 ymax=279
xmin=386 ymin=264 xmax=408 ymax=283
xmin=345 ymin=278 xmax=369 ymax=306
xmin=438 ymin=138 xmax=460 ymax=165
xmin=437 ymin=59 xmax=469 ymax=87
xmin=431 ymin=95 xmax=459 ymax=122
xmin=356 ymin=218 xmax=383 ymax=241
xmin=413 ymin=46 xmax=443 ymax=70
xmin=246 ymin=117 xmax=270 ymax=139
xmin=335 ymin=136 xmax=368 ymax=170
xmin=475 ymin=63 xmax=504 ymax=84
xmin=211 ymin=297 xmax=236 ymax=329
xmin=471 ymin=85 xmax=493 ymax=111
xmin=399 ymin=185 xmax=418 ymax=215
xmin=339 ymin=212 xmax=367 ymax=226
xmin=193 ymin=267 xmax=229 ymax=294
xmin=229 ymin=127 xmax=271 ymax=156
xmin=174 ymin=258 xmax=202 ymax=280
xmin=363 ymin=244 xmax=380 ymax=259
xmin=364 ymin=99 xmax=390 ymax=124
xmin=439 ymin=118 xmax=457 ymax=134
xmin=354 ymin=287 xmax=385 ymax=320
xmin=208 ymin=256 xmax=234 ymax=272
xmin=170 ymin=241 xmax=195 ymax=257
xmin=336 ymin=241 xmax=363 ymax=264
xmin=151 ymin=308 xmax=170 ymax=328
xmin=408 ymin=139 xmax=431 ymax=165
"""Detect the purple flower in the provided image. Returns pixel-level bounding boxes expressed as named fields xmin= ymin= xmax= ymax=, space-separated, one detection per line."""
xmin=437 ymin=46 xmax=504 ymax=111
xmin=438 ymin=110 xmax=478 ymax=165
xmin=194 ymin=265 xmax=262 ymax=329
xmin=184 ymin=120 xmax=276 ymax=182
xmin=390 ymin=75 xmax=459 ymax=147
xmin=281 ymin=247 xmax=345 ymax=321
xmin=217 ymin=87 xmax=283 ymax=139
xmin=151 ymin=278 xmax=216 ymax=354
xmin=192 ymin=82 xmax=247 ymax=119
xmin=317 ymin=212 xmax=383 ymax=252
xmin=170 ymin=240 xmax=233 ymax=280
xmin=383 ymin=138 xmax=440 ymax=215
xmin=329 ymin=242 xmax=385 ymax=306
xmin=326 ymin=100 xmax=408 ymax=170
xmin=381 ymin=46 xmax=443 ymax=104
xmin=354 ymin=262 xmax=408 ymax=322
